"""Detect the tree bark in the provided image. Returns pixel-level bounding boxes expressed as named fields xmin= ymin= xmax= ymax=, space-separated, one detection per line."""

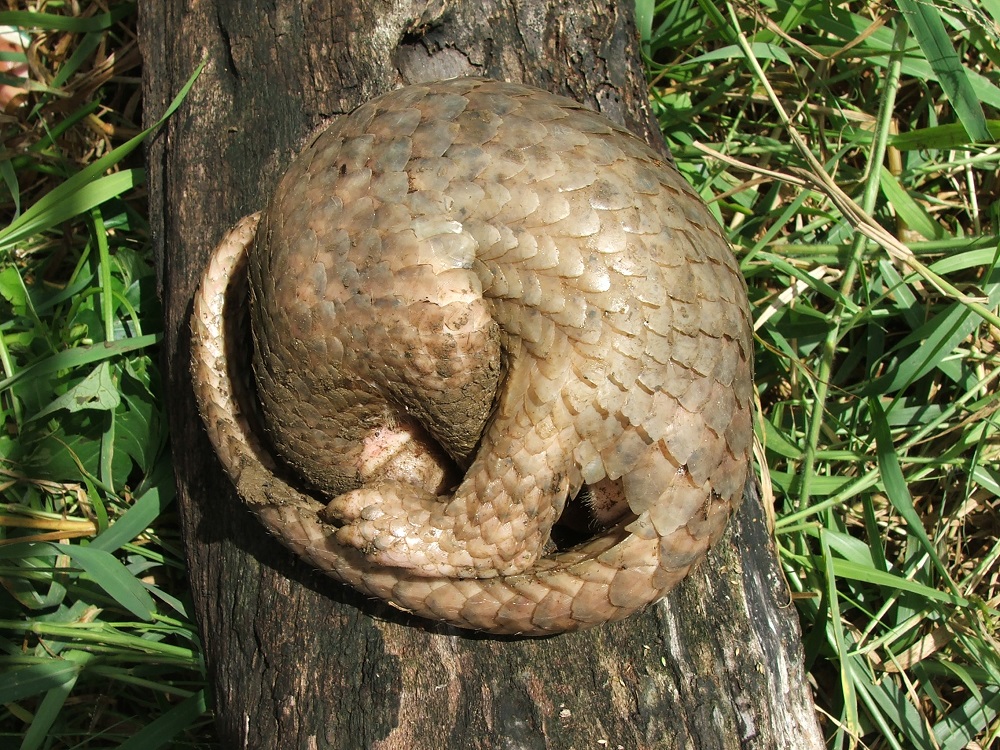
xmin=140 ymin=1 xmax=825 ymax=747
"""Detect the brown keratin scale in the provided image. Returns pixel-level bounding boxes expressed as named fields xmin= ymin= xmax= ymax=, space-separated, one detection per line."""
xmin=190 ymin=78 xmax=754 ymax=635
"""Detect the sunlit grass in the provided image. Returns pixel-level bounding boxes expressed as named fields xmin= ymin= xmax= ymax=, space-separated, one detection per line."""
xmin=642 ymin=0 xmax=1000 ymax=747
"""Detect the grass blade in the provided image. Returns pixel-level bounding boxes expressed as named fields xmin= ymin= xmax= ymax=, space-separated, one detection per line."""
xmin=934 ymin=686 xmax=1000 ymax=750
xmin=116 ymin=690 xmax=210 ymax=750
xmin=0 ymin=5 xmax=134 ymax=33
xmin=0 ymin=542 xmax=155 ymax=620
xmin=894 ymin=0 xmax=991 ymax=140
xmin=91 ymin=481 xmax=176 ymax=554
xmin=869 ymin=399 xmax=955 ymax=589
xmin=17 ymin=651 xmax=92 ymax=750
xmin=0 ymin=660 xmax=84 ymax=703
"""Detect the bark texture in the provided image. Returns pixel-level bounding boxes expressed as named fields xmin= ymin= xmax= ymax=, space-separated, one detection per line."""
xmin=140 ymin=1 xmax=825 ymax=747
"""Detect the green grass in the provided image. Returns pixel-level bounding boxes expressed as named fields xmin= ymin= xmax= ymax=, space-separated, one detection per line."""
xmin=1 ymin=0 xmax=998 ymax=747
xmin=641 ymin=0 xmax=1000 ymax=747
xmin=0 ymin=3 xmax=212 ymax=747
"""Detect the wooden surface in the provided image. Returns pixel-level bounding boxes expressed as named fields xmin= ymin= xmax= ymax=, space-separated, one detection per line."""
xmin=139 ymin=1 xmax=825 ymax=747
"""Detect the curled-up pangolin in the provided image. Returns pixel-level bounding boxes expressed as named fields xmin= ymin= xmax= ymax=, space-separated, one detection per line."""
xmin=190 ymin=78 xmax=754 ymax=635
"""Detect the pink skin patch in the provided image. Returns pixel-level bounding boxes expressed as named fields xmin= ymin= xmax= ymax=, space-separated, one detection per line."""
xmin=354 ymin=419 xmax=455 ymax=497
xmin=585 ymin=478 xmax=630 ymax=526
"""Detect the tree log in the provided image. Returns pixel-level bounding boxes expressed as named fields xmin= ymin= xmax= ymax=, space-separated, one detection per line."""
xmin=140 ymin=1 xmax=825 ymax=747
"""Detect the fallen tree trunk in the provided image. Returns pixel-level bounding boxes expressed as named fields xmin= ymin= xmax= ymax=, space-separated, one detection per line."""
xmin=140 ymin=0 xmax=825 ymax=746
